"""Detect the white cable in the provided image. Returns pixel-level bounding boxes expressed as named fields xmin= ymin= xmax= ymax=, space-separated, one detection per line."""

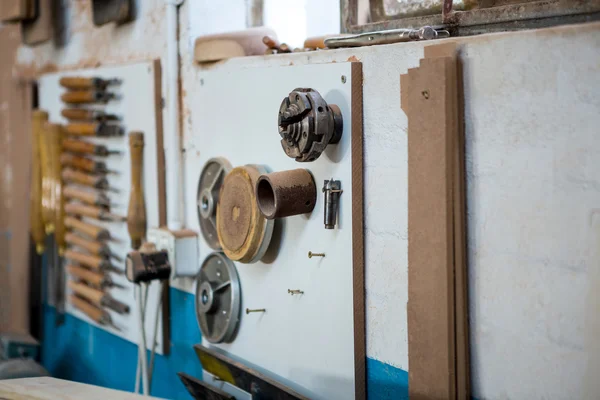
xmin=135 ymin=284 xmax=150 ymax=393
xmin=136 ymin=284 xmax=150 ymax=395
xmin=148 ymin=281 xmax=165 ymax=385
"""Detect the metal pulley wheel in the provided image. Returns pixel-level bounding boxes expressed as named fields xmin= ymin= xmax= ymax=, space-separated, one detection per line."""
xmin=217 ymin=165 xmax=274 ymax=263
xmin=197 ymin=157 xmax=232 ymax=249
xmin=278 ymin=88 xmax=343 ymax=162
xmin=195 ymin=252 xmax=241 ymax=344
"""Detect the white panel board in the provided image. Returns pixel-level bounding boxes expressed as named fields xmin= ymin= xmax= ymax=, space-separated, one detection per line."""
xmin=38 ymin=61 xmax=167 ymax=354
xmin=183 ymin=62 xmax=360 ymax=400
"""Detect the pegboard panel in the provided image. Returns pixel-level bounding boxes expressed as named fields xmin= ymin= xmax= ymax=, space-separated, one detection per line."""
xmin=38 ymin=61 xmax=168 ymax=355
xmin=182 ymin=62 xmax=364 ymax=400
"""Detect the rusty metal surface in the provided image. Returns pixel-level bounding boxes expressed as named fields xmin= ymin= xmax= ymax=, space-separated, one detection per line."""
xmin=255 ymin=169 xmax=316 ymax=219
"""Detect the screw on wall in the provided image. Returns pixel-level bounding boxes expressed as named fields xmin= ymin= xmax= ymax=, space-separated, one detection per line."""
xmin=288 ymin=289 xmax=304 ymax=295
xmin=308 ymin=251 xmax=325 ymax=258
xmin=246 ymin=308 xmax=266 ymax=314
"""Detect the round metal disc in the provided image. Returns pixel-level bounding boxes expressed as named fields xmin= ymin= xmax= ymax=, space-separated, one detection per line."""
xmin=195 ymin=252 xmax=241 ymax=344
xmin=197 ymin=158 xmax=232 ymax=249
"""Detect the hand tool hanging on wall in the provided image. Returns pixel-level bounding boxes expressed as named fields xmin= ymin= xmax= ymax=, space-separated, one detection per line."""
xmin=48 ymin=123 xmax=66 ymax=325
xmin=65 ymin=203 xmax=125 ymax=222
xmin=322 ymin=179 xmax=342 ymax=229
xmin=255 ymin=169 xmax=316 ymax=219
xmin=60 ymin=90 xmax=116 ymax=104
xmin=216 ymin=165 xmax=274 ymax=263
xmin=64 ymin=216 xmax=110 ymax=240
xmin=65 ymin=249 xmax=122 ymax=274
xmin=62 ymin=138 xmax=120 ymax=157
xmin=196 ymin=157 xmax=231 ymax=249
xmin=30 ymin=110 xmax=47 ymax=254
xmin=64 ymin=122 xmax=123 ymax=137
xmin=61 ymin=108 xmax=119 ymax=122
xmin=324 ymin=26 xmax=450 ymax=48
xmin=69 ymin=295 xmax=120 ymax=330
xmin=127 ymin=132 xmax=146 ymax=250
xmin=67 ymin=280 xmax=129 ymax=314
xmin=65 ymin=232 xmax=121 ymax=261
xmin=64 ymin=186 xmax=112 ymax=207
xmin=62 ymin=168 xmax=112 ymax=190
xmin=195 ymin=252 xmax=241 ymax=344
xmin=67 ymin=264 xmax=124 ymax=289
xmin=278 ymin=88 xmax=343 ymax=162
xmin=59 ymin=76 xmax=120 ymax=90
xmin=60 ymin=153 xmax=114 ymax=174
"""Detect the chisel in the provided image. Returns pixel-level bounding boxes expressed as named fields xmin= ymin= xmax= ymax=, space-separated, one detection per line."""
xmin=60 ymin=153 xmax=114 ymax=174
xmin=64 ymin=186 xmax=112 ymax=207
xmin=127 ymin=132 xmax=147 ymax=250
xmin=30 ymin=110 xmax=48 ymax=254
xmin=61 ymin=90 xmax=117 ymax=104
xmin=68 ymin=280 xmax=129 ymax=314
xmin=64 ymin=216 xmax=111 ymax=240
xmin=70 ymin=294 xmax=120 ymax=330
xmin=65 ymin=203 xmax=126 ymax=222
xmin=67 ymin=264 xmax=125 ymax=289
xmin=62 ymin=138 xmax=120 ymax=157
xmin=59 ymin=76 xmax=120 ymax=90
xmin=64 ymin=122 xmax=123 ymax=137
xmin=62 ymin=168 xmax=112 ymax=190
xmin=62 ymin=108 xmax=119 ymax=122
xmin=65 ymin=249 xmax=123 ymax=274
xmin=65 ymin=232 xmax=122 ymax=261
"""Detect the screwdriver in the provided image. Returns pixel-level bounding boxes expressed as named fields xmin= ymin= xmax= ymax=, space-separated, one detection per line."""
xmin=70 ymin=295 xmax=120 ymax=331
xmin=65 ymin=232 xmax=122 ymax=261
xmin=62 ymin=138 xmax=120 ymax=157
xmin=127 ymin=132 xmax=146 ymax=250
xmin=67 ymin=264 xmax=125 ymax=289
xmin=64 ymin=186 xmax=112 ymax=208
xmin=65 ymin=203 xmax=126 ymax=222
xmin=68 ymin=280 xmax=129 ymax=314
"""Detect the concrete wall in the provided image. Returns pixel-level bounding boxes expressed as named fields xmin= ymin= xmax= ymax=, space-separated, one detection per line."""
xmin=18 ymin=1 xmax=600 ymax=398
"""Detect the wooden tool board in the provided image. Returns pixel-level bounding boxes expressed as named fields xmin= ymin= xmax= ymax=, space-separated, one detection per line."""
xmin=180 ymin=62 xmax=365 ymax=400
xmin=38 ymin=61 xmax=168 ymax=354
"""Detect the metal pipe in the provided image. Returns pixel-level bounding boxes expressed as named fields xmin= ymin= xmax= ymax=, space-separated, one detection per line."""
xmin=255 ymin=169 xmax=316 ymax=219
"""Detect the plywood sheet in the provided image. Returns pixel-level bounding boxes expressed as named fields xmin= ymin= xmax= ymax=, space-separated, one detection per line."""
xmin=182 ymin=62 xmax=364 ymax=400
xmin=38 ymin=61 xmax=168 ymax=354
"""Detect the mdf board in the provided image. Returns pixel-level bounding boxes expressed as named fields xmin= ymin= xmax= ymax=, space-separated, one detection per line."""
xmin=0 ymin=0 xmax=34 ymax=22
xmin=402 ymin=57 xmax=458 ymax=399
xmin=183 ymin=62 xmax=364 ymax=400
xmin=0 ymin=24 xmax=32 ymax=335
xmin=38 ymin=61 xmax=168 ymax=354
xmin=22 ymin=0 xmax=53 ymax=45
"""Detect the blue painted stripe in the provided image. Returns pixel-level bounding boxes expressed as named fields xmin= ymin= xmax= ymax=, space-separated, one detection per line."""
xmin=367 ymin=357 xmax=409 ymax=400
xmin=41 ymin=287 xmax=202 ymax=399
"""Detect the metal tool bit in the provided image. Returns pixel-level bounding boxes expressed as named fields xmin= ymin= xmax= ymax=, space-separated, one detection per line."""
xmin=65 ymin=122 xmax=123 ymax=137
xmin=322 ymin=179 xmax=342 ymax=229
xmin=61 ymin=108 xmax=119 ymax=122
xmin=324 ymin=26 xmax=450 ymax=48
xmin=61 ymin=90 xmax=117 ymax=104
xmin=59 ymin=76 xmax=121 ymax=90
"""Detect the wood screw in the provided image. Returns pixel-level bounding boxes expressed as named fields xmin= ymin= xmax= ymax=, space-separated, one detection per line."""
xmin=308 ymin=251 xmax=325 ymax=258
xmin=288 ymin=289 xmax=304 ymax=295
xmin=246 ymin=308 xmax=266 ymax=314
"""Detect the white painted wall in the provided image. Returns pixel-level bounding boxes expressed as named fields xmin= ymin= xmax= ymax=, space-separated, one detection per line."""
xmin=17 ymin=0 xmax=600 ymax=397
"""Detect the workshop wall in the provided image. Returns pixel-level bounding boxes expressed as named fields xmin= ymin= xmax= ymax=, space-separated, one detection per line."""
xmin=18 ymin=0 xmax=600 ymax=399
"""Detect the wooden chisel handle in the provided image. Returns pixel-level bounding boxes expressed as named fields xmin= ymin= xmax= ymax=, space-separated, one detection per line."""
xmin=59 ymin=77 xmax=118 ymax=90
xmin=64 ymin=186 xmax=110 ymax=207
xmin=67 ymin=264 xmax=105 ymax=287
xmin=62 ymin=168 xmax=107 ymax=189
xmin=65 ymin=249 xmax=104 ymax=270
xmin=61 ymin=91 xmax=110 ymax=104
xmin=60 ymin=153 xmax=105 ymax=173
xmin=64 ymin=216 xmax=109 ymax=240
xmin=65 ymin=232 xmax=103 ymax=254
xmin=65 ymin=202 xmax=103 ymax=219
xmin=127 ymin=132 xmax=146 ymax=249
xmin=68 ymin=280 xmax=104 ymax=304
xmin=70 ymin=295 xmax=105 ymax=323
xmin=65 ymin=123 xmax=97 ymax=136
xmin=63 ymin=138 xmax=96 ymax=154
xmin=62 ymin=108 xmax=96 ymax=121
xmin=30 ymin=110 xmax=48 ymax=254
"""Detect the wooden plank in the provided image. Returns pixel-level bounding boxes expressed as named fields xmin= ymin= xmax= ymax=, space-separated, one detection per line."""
xmin=22 ymin=0 xmax=53 ymax=46
xmin=424 ymin=42 xmax=471 ymax=399
xmin=402 ymin=56 xmax=457 ymax=400
xmin=0 ymin=0 xmax=33 ymax=22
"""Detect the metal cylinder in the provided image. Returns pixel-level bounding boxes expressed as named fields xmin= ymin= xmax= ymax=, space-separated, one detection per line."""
xmin=255 ymin=169 xmax=316 ymax=219
xmin=323 ymin=179 xmax=341 ymax=229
